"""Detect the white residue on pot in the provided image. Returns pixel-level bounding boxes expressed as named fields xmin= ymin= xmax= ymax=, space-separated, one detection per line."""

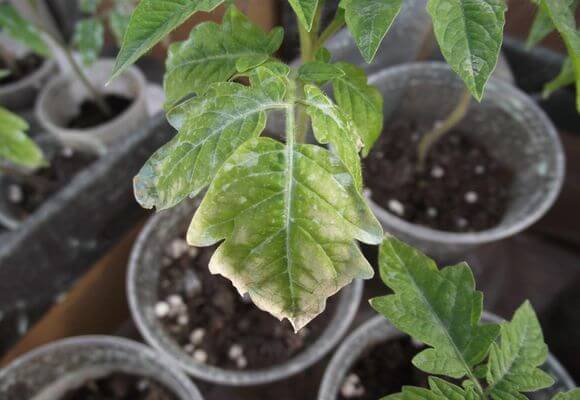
xmin=475 ymin=165 xmax=485 ymax=175
xmin=464 ymin=191 xmax=478 ymax=203
xmin=193 ymin=349 xmax=208 ymax=363
xmin=430 ymin=165 xmax=445 ymax=179
xmin=154 ymin=301 xmax=170 ymax=318
xmin=426 ymin=207 xmax=438 ymax=218
xmin=166 ymin=238 xmax=189 ymax=259
xmin=456 ymin=217 xmax=468 ymax=229
xmin=388 ymin=199 xmax=405 ymax=216
xmin=341 ymin=373 xmax=365 ymax=398
xmin=7 ymin=184 xmax=23 ymax=204
xmin=62 ymin=147 xmax=74 ymax=158
xmin=190 ymin=328 xmax=205 ymax=345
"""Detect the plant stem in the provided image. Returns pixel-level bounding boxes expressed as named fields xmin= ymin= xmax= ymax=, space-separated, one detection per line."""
xmin=295 ymin=3 xmax=324 ymax=144
xmin=62 ymin=44 xmax=112 ymax=116
xmin=32 ymin=12 xmax=112 ymax=116
xmin=314 ymin=9 xmax=345 ymax=52
xmin=416 ymin=87 xmax=471 ymax=170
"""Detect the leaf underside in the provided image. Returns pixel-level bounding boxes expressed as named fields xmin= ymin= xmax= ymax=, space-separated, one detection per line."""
xmin=485 ymin=301 xmax=554 ymax=400
xmin=371 ymin=236 xmax=500 ymax=379
xmin=526 ymin=7 xmax=554 ymax=49
xmin=554 ymin=389 xmax=580 ymax=400
xmin=427 ymin=0 xmax=507 ymax=101
xmin=341 ymin=0 xmax=404 ymax=63
xmin=163 ymin=6 xmax=283 ymax=108
xmin=187 ymin=137 xmax=381 ymax=331
xmin=110 ymin=0 xmax=225 ymax=81
xmin=0 ymin=107 xmax=45 ymax=169
xmin=384 ymin=377 xmax=479 ymax=400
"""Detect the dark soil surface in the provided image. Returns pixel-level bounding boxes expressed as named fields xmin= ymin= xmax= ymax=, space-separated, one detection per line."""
xmin=0 ymin=54 xmax=43 ymax=85
xmin=67 ymin=95 xmax=132 ymax=129
xmin=338 ymin=337 xmax=427 ymax=400
xmin=156 ymin=238 xmax=335 ymax=370
xmin=1 ymin=148 xmax=96 ymax=218
xmin=59 ymin=373 xmax=178 ymax=400
xmin=364 ymin=119 xmax=515 ymax=232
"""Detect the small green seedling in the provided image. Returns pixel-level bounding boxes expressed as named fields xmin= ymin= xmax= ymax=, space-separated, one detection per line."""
xmin=108 ymin=0 xmax=574 ymax=330
xmin=371 ymin=236 xmax=580 ymax=400
xmin=526 ymin=0 xmax=580 ymax=112
xmin=0 ymin=106 xmax=45 ymax=170
xmin=0 ymin=0 xmax=133 ymax=116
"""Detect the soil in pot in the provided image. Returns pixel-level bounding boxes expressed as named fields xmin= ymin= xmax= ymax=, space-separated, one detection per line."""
xmin=338 ymin=337 xmax=428 ymax=400
xmin=0 ymin=54 xmax=43 ymax=86
xmin=154 ymin=237 xmax=337 ymax=370
xmin=1 ymin=147 xmax=97 ymax=219
xmin=67 ymin=95 xmax=132 ymax=129
xmin=58 ymin=372 xmax=178 ymax=400
xmin=364 ymin=119 xmax=515 ymax=233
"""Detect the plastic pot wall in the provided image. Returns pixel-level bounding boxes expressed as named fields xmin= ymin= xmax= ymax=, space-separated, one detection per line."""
xmin=0 ymin=335 xmax=203 ymax=400
xmin=127 ymin=200 xmax=363 ymax=386
xmin=35 ymin=58 xmax=148 ymax=151
xmin=366 ymin=62 xmax=564 ymax=262
xmin=0 ymin=37 xmax=57 ymax=110
xmin=318 ymin=315 xmax=576 ymax=400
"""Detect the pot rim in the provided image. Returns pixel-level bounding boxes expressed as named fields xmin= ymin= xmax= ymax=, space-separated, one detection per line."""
xmin=34 ymin=58 xmax=147 ymax=137
xmin=0 ymin=335 xmax=204 ymax=400
xmin=0 ymin=57 xmax=57 ymax=94
xmin=366 ymin=62 xmax=565 ymax=246
xmin=127 ymin=201 xmax=364 ymax=386
xmin=318 ymin=313 xmax=576 ymax=400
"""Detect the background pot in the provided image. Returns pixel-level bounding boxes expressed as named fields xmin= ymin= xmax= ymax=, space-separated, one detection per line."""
xmin=0 ymin=36 xmax=57 ymax=110
xmin=366 ymin=62 xmax=564 ymax=262
xmin=35 ymin=58 xmax=148 ymax=151
xmin=128 ymin=200 xmax=364 ymax=386
xmin=0 ymin=335 xmax=203 ymax=400
xmin=318 ymin=314 xmax=576 ymax=400
xmin=0 ymin=135 xmax=104 ymax=230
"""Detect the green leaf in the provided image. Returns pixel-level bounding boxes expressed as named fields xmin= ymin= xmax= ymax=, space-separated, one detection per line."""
xmin=80 ymin=0 xmax=101 ymax=13
xmin=485 ymin=301 xmax=555 ymax=399
xmin=110 ymin=7 xmax=132 ymax=47
xmin=332 ymin=62 xmax=383 ymax=156
xmin=341 ymin=0 xmax=403 ymax=63
xmin=288 ymin=0 xmax=319 ymax=31
xmin=0 ymin=4 xmax=50 ymax=57
xmin=163 ymin=5 xmax=283 ymax=108
xmin=73 ymin=18 xmax=104 ymax=66
xmin=543 ymin=58 xmax=575 ymax=98
xmin=370 ymin=236 xmax=500 ymax=379
xmin=554 ymin=389 xmax=580 ymax=400
xmin=298 ymin=61 xmax=344 ymax=82
xmin=0 ymin=107 xmax=45 ymax=169
xmin=315 ymin=47 xmax=332 ymax=63
xmin=303 ymin=84 xmax=364 ymax=191
xmin=187 ymin=137 xmax=381 ymax=330
xmin=526 ymin=7 xmax=554 ymax=49
xmin=134 ymin=64 xmax=289 ymax=210
xmin=427 ymin=0 xmax=507 ymax=101
xmin=110 ymin=0 xmax=225 ymax=82
xmin=385 ymin=378 xmax=480 ymax=400
xmin=0 ymin=69 xmax=9 ymax=79
xmin=541 ymin=0 xmax=580 ymax=112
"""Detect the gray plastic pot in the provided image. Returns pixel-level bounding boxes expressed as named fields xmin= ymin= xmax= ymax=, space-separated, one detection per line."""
xmin=35 ymin=58 xmax=148 ymax=151
xmin=128 ymin=200 xmax=363 ymax=386
xmin=366 ymin=62 xmax=564 ymax=262
xmin=318 ymin=314 xmax=576 ymax=400
xmin=0 ymin=135 xmax=104 ymax=230
xmin=0 ymin=335 xmax=203 ymax=400
xmin=0 ymin=36 xmax=57 ymax=110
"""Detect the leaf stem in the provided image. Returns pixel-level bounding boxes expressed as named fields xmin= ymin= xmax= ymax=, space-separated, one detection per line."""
xmin=416 ymin=87 xmax=471 ymax=170
xmin=295 ymin=3 xmax=323 ymax=144
xmin=314 ymin=9 xmax=345 ymax=52
xmin=32 ymin=13 xmax=112 ymax=116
